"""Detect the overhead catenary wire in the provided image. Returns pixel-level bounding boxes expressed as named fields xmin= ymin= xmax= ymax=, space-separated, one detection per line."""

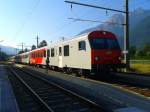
xmin=68 ymin=17 xmax=125 ymax=26
xmin=17 ymin=42 xmax=25 ymax=52
xmin=65 ymin=0 xmax=126 ymax=13
xmin=12 ymin=0 xmax=41 ymax=42
xmin=47 ymin=7 xmax=95 ymax=42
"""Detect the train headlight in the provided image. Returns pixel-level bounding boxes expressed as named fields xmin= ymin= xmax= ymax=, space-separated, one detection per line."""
xmin=94 ymin=56 xmax=99 ymax=61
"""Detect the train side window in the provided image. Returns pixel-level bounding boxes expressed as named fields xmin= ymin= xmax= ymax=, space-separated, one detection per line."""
xmin=42 ymin=51 xmax=43 ymax=57
xmin=55 ymin=48 xmax=57 ymax=56
xmin=47 ymin=50 xmax=50 ymax=57
xmin=64 ymin=45 xmax=69 ymax=56
xmin=78 ymin=41 xmax=86 ymax=50
xmin=44 ymin=50 xmax=46 ymax=57
xmin=37 ymin=52 xmax=39 ymax=57
xmin=39 ymin=52 xmax=40 ymax=57
xmin=40 ymin=52 xmax=42 ymax=57
xmin=59 ymin=47 xmax=62 ymax=56
xmin=51 ymin=48 xmax=54 ymax=57
xmin=42 ymin=51 xmax=44 ymax=57
xmin=39 ymin=52 xmax=41 ymax=57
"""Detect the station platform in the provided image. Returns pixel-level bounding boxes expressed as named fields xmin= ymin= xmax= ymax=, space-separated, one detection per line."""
xmin=0 ymin=65 xmax=19 ymax=112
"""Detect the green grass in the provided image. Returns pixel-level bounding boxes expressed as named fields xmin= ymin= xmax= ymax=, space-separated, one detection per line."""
xmin=130 ymin=60 xmax=150 ymax=64
xmin=131 ymin=63 xmax=150 ymax=74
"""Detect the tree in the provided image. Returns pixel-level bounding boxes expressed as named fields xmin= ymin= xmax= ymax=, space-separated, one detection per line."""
xmin=24 ymin=48 xmax=28 ymax=52
xmin=18 ymin=50 xmax=24 ymax=54
xmin=0 ymin=51 xmax=9 ymax=61
xmin=143 ymin=43 xmax=150 ymax=53
xmin=135 ymin=50 xmax=145 ymax=57
xmin=146 ymin=52 xmax=150 ymax=57
xmin=129 ymin=46 xmax=136 ymax=58
xmin=39 ymin=40 xmax=47 ymax=47
xmin=31 ymin=45 xmax=36 ymax=50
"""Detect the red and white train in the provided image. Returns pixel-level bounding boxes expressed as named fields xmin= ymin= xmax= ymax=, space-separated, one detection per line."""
xmin=14 ymin=30 xmax=124 ymax=74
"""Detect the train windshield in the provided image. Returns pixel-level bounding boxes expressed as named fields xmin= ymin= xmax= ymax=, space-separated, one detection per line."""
xmin=89 ymin=38 xmax=120 ymax=50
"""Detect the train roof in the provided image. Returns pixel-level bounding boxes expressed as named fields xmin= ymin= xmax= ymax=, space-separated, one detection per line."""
xmin=17 ymin=51 xmax=30 ymax=56
xmin=30 ymin=46 xmax=47 ymax=52
xmin=16 ymin=30 xmax=116 ymax=55
xmin=47 ymin=30 xmax=116 ymax=46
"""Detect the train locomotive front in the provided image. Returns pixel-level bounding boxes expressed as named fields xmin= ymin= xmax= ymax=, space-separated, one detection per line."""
xmin=88 ymin=31 xmax=123 ymax=73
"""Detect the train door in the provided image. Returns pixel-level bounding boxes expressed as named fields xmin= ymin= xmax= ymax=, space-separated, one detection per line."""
xmin=46 ymin=49 xmax=50 ymax=66
xmin=58 ymin=46 xmax=63 ymax=68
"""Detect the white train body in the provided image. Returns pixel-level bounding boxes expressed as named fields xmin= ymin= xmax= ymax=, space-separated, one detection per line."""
xmin=47 ymin=34 xmax=91 ymax=70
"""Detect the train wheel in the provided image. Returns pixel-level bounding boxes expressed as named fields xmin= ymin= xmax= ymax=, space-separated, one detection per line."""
xmin=66 ymin=68 xmax=72 ymax=74
xmin=62 ymin=67 xmax=67 ymax=74
xmin=76 ymin=69 xmax=82 ymax=77
xmin=83 ymin=70 xmax=89 ymax=78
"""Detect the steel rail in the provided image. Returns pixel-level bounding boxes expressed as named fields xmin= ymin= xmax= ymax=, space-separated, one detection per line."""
xmin=9 ymin=67 xmax=54 ymax=112
xmin=112 ymin=71 xmax=150 ymax=77
xmin=16 ymin=66 xmax=105 ymax=112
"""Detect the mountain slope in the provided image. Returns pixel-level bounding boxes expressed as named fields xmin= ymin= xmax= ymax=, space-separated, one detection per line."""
xmin=130 ymin=15 xmax=150 ymax=48
xmin=79 ymin=8 xmax=150 ymax=48
xmin=0 ymin=45 xmax=18 ymax=55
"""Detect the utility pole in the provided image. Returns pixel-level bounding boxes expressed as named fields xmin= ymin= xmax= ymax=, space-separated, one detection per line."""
xmin=18 ymin=43 xmax=25 ymax=52
xmin=124 ymin=0 xmax=130 ymax=70
xmin=36 ymin=35 xmax=40 ymax=48
xmin=65 ymin=0 xmax=130 ymax=70
xmin=21 ymin=43 xmax=24 ymax=52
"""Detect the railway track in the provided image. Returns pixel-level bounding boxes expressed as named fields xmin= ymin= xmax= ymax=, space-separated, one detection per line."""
xmin=110 ymin=71 xmax=150 ymax=88
xmin=18 ymin=65 xmax=150 ymax=98
xmin=112 ymin=84 xmax=150 ymax=97
xmin=92 ymin=72 xmax=150 ymax=98
xmin=114 ymin=71 xmax=150 ymax=77
xmin=111 ymin=72 xmax=150 ymax=98
xmin=8 ymin=66 xmax=105 ymax=112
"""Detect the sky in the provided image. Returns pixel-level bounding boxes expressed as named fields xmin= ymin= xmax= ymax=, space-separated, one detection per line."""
xmin=0 ymin=0 xmax=150 ymax=49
